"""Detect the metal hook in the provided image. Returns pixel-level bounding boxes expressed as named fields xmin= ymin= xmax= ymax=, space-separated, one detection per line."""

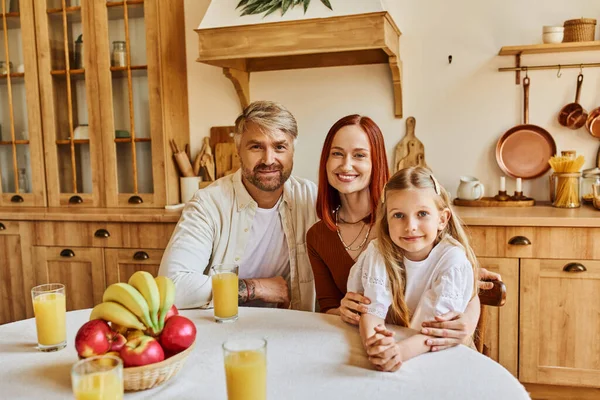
xmin=524 ymin=66 xmax=528 ymax=78
xmin=580 ymin=64 xmax=583 ymax=74
xmin=557 ymin=64 xmax=562 ymax=78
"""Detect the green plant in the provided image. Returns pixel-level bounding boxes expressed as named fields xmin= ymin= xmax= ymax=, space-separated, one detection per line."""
xmin=237 ymin=0 xmax=333 ymax=17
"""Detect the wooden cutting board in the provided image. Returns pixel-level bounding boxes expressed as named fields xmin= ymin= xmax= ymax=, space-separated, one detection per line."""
xmin=393 ymin=117 xmax=428 ymax=173
xmin=215 ymin=143 xmax=240 ymax=179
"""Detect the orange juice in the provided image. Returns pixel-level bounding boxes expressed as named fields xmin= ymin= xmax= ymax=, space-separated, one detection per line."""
xmin=73 ymin=371 xmax=123 ymax=400
xmin=225 ymin=350 xmax=266 ymax=400
xmin=33 ymin=292 xmax=66 ymax=346
xmin=212 ymin=272 xmax=238 ymax=320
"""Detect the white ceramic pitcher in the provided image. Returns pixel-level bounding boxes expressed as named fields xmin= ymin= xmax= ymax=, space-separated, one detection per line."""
xmin=457 ymin=176 xmax=485 ymax=200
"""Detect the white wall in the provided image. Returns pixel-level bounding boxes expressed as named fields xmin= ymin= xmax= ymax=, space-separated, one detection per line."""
xmin=184 ymin=0 xmax=600 ymax=200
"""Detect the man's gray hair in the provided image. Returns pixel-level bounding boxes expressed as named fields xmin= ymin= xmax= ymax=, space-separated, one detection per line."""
xmin=234 ymin=101 xmax=298 ymax=147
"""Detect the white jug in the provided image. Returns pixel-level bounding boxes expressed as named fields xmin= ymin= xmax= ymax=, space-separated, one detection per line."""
xmin=457 ymin=176 xmax=485 ymax=200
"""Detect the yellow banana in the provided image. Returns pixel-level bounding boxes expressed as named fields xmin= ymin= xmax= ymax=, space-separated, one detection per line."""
xmin=128 ymin=271 xmax=160 ymax=329
xmin=155 ymin=276 xmax=175 ymax=331
xmin=90 ymin=301 xmax=146 ymax=331
xmin=103 ymin=283 xmax=154 ymax=331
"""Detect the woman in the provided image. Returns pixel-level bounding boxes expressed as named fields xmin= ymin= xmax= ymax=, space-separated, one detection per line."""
xmin=307 ymin=115 xmax=500 ymax=351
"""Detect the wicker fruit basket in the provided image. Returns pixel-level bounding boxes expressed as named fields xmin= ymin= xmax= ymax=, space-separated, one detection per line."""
xmin=563 ymin=18 xmax=597 ymax=42
xmin=123 ymin=341 xmax=195 ymax=391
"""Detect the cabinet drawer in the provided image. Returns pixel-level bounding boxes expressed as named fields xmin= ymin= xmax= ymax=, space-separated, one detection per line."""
xmin=34 ymin=222 xmax=176 ymax=249
xmin=0 ymin=220 xmax=19 ymax=235
xmin=468 ymin=226 xmax=600 ymax=260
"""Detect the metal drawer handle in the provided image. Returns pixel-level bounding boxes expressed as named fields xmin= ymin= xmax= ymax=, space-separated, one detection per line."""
xmin=69 ymin=195 xmax=83 ymax=204
xmin=0 ymin=222 xmax=5 ymax=230
xmin=11 ymin=195 xmax=24 ymax=203
xmin=133 ymin=251 xmax=149 ymax=261
xmin=563 ymin=262 xmax=587 ymax=273
xmin=94 ymin=229 xmax=110 ymax=238
xmin=60 ymin=249 xmax=75 ymax=258
xmin=128 ymin=195 xmax=143 ymax=204
xmin=508 ymin=236 xmax=531 ymax=246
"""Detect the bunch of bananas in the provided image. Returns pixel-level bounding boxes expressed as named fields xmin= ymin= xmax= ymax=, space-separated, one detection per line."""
xmin=90 ymin=271 xmax=175 ymax=336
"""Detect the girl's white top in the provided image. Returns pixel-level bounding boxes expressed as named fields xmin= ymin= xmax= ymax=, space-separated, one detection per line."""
xmin=347 ymin=236 xmax=474 ymax=330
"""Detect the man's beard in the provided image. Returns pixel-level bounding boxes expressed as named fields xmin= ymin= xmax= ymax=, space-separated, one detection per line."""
xmin=242 ymin=163 xmax=292 ymax=192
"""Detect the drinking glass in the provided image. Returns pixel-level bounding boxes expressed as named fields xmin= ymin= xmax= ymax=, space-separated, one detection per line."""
xmin=211 ymin=263 xmax=239 ymax=323
xmin=223 ymin=338 xmax=267 ymax=400
xmin=71 ymin=355 xmax=124 ymax=400
xmin=31 ymin=283 xmax=66 ymax=352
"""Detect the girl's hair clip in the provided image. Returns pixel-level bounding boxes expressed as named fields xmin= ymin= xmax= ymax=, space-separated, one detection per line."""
xmin=430 ymin=175 xmax=441 ymax=195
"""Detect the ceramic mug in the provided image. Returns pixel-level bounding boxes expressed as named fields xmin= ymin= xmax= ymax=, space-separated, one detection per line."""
xmin=457 ymin=176 xmax=485 ymax=201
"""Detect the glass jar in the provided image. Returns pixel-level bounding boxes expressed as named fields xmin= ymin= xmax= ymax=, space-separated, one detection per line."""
xmin=550 ymin=172 xmax=581 ymax=208
xmin=0 ymin=61 xmax=11 ymax=75
xmin=111 ymin=41 xmax=126 ymax=67
xmin=18 ymin=168 xmax=29 ymax=193
xmin=581 ymin=168 xmax=600 ymax=204
xmin=74 ymin=34 xmax=83 ymax=69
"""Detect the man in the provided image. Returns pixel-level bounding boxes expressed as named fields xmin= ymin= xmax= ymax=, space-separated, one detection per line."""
xmin=159 ymin=101 xmax=317 ymax=311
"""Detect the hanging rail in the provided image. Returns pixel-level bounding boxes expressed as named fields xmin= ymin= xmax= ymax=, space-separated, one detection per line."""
xmin=499 ymin=61 xmax=600 ymax=72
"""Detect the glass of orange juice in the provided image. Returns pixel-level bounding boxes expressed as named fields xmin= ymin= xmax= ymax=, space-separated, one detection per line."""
xmin=211 ymin=263 xmax=239 ymax=323
xmin=31 ymin=283 xmax=67 ymax=352
xmin=71 ymin=355 xmax=124 ymax=400
xmin=223 ymin=338 xmax=267 ymax=400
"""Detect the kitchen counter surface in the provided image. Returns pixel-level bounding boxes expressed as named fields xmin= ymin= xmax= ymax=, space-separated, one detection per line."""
xmin=0 ymin=207 xmax=183 ymax=223
xmin=454 ymin=203 xmax=600 ymax=227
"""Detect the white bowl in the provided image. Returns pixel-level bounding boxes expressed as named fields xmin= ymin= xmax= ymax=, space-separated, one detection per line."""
xmin=543 ymin=32 xmax=564 ymax=44
xmin=543 ymin=25 xmax=564 ymax=33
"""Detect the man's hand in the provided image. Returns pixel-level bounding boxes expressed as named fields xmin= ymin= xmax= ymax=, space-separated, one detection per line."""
xmin=339 ymin=292 xmax=370 ymax=325
xmin=478 ymin=267 xmax=501 ymax=290
xmin=250 ymin=276 xmax=290 ymax=307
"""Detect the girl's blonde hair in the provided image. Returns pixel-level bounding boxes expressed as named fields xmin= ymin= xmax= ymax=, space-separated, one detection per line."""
xmin=376 ymin=166 xmax=479 ymax=327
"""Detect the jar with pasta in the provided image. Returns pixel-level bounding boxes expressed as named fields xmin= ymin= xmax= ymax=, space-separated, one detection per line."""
xmin=550 ymin=172 xmax=581 ymax=208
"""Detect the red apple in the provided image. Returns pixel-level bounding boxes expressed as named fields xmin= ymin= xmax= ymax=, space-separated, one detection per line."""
xmin=164 ymin=305 xmax=179 ymax=321
xmin=159 ymin=315 xmax=196 ymax=355
xmin=120 ymin=335 xmax=165 ymax=367
xmin=75 ymin=320 xmax=127 ymax=358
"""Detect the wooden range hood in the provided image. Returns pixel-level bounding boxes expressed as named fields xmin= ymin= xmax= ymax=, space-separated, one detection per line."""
xmin=195 ymin=12 xmax=403 ymax=117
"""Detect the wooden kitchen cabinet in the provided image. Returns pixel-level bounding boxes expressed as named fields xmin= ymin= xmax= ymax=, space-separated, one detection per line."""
xmin=31 ymin=0 xmax=188 ymax=207
xmin=32 ymin=245 xmax=105 ymax=311
xmin=0 ymin=221 xmax=35 ymax=324
xmin=104 ymin=248 xmax=163 ymax=285
xmin=478 ymin=257 xmax=519 ymax=377
xmin=520 ymin=258 xmax=600 ymax=388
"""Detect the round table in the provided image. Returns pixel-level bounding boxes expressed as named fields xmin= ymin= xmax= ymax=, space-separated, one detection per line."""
xmin=0 ymin=307 xmax=529 ymax=399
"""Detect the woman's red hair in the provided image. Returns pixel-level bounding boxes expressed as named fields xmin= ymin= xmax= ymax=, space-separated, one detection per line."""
xmin=316 ymin=115 xmax=390 ymax=231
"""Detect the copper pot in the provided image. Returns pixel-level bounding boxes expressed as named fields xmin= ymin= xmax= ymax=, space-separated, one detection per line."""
xmin=558 ymin=73 xmax=588 ymax=130
xmin=586 ymin=106 xmax=600 ymax=139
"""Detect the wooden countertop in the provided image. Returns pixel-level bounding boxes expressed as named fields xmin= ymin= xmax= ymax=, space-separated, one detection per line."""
xmin=0 ymin=207 xmax=183 ymax=223
xmin=454 ymin=203 xmax=600 ymax=227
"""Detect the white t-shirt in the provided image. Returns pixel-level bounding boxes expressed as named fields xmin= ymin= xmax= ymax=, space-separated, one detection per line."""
xmin=347 ymin=236 xmax=474 ymax=330
xmin=239 ymin=197 xmax=290 ymax=280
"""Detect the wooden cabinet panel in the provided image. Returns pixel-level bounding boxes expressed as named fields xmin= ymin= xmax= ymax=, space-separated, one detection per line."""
xmin=469 ymin=226 xmax=600 ymax=260
xmin=33 ymin=246 xmax=105 ymax=311
xmin=34 ymin=221 xmax=176 ymax=249
xmin=104 ymin=248 xmax=163 ymax=285
xmin=478 ymin=257 xmax=519 ymax=377
xmin=0 ymin=235 xmax=25 ymax=324
xmin=520 ymin=258 xmax=600 ymax=387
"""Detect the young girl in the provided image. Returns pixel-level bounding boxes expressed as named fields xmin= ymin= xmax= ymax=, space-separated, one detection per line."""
xmin=347 ymin=166 xmax=479 ymax=372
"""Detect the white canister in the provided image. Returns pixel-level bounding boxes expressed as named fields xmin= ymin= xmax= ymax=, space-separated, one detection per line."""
xmin=180 ymin=176 xmax=202 ymax=203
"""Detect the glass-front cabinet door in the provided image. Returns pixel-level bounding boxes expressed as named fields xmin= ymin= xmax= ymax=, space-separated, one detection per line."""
xmin=95 ymin=0 xmax=167 ymax=207
xmin=0 ymin=0 xmax=46 ymax=206
xmin=34 ymin=0 xmax=104 ymax=207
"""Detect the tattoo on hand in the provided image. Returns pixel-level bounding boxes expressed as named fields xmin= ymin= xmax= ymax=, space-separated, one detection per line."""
xmin=238 ymin=279 xmax=248 ymax=304
xmin=238 ymin=279 xmax=257 ymax=304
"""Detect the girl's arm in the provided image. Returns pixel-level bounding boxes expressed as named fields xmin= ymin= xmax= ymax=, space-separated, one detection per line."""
xmin=359 ymin=313 xmax=385 ymax=347
xmin=365 ymin=325 xmax=431 ymax=372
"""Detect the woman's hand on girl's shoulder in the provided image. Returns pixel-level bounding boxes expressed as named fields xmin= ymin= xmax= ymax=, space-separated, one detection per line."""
xmin=478 ymin=267 xmax=502 ymax=290
xmin=339 ymin=292 xmax=371 ymax=325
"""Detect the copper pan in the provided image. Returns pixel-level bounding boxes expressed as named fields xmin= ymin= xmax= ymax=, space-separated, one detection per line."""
xmin=496 ymin=76 xmax=557 ymax=179
xmin=586 ymin=106 xmax=600 ymax=139
xmin=558 ymin=73 xmax=587 ymax=130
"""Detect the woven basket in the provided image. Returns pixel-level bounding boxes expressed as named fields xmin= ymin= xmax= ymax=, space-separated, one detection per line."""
xmin=123 ymin=341 xmax=195 ymax=391
xmin=563 ymin=18 xmax=597 ymax=42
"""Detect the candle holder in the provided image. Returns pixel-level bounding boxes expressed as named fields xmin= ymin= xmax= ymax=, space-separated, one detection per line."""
xmin=511 ymin=191 xmax=529 ymax=201
xmin=494 ymin=190 xmax=511 ymax=201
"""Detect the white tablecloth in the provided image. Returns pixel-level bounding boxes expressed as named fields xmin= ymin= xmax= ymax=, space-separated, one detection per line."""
xmin=0 ymin=308 xmax=529 ymax=399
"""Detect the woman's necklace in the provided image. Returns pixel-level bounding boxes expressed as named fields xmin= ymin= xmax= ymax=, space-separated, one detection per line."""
xmin=335 ymin=207 xmax=372 ymax=251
